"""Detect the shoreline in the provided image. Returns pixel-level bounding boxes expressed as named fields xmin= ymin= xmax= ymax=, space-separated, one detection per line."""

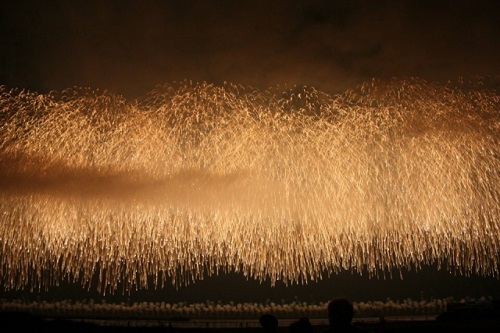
xmin=1 ymin=312 xmax=500 ymax=333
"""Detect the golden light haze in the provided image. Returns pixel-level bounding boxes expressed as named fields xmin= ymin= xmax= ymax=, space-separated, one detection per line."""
xmin=0 ymin=77 xmax=498 ymax=295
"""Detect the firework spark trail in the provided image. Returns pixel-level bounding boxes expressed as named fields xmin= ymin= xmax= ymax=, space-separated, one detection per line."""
xmin=0 ymin=77 xmax=499 ymax=294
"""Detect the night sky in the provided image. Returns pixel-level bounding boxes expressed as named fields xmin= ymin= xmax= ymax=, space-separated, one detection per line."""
xmin=1 ymin=0 xmax=499 ymax=98
xmin=1 ymin=0 xmax=499 ymax=304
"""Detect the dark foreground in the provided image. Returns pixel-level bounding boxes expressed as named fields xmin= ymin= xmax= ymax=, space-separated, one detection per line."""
xmin=2 ymin=312 xmax=500 ymax=333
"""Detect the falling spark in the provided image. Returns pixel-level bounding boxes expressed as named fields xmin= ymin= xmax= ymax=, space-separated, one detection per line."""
xmin=0 ymin=77 xmax=498 ymax=295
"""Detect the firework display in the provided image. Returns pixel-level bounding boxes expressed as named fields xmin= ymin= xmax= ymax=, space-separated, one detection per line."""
xmin=0 ymin=77 xmax=498 ymax=294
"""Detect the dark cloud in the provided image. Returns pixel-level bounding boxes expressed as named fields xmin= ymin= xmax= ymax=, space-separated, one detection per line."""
xmin=1 ymin=0 xmax=499 ymax=98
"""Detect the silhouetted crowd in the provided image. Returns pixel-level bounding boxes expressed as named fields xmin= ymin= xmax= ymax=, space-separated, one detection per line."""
xmin=260 ymin=298 xmax=367 ymax=333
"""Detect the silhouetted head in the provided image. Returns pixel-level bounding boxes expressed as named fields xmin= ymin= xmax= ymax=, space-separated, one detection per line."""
xmin=260 ymin=313 xmax=278 ymax=332
xmin=289 ymin=317 xmax=314 ymax=333
xmin=327 ymin=298 xmax=354 ymax=327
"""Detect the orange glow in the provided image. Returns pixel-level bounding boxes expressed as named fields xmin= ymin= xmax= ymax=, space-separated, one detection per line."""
xmin=0 ymin=77 xmax=498 ymax=294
